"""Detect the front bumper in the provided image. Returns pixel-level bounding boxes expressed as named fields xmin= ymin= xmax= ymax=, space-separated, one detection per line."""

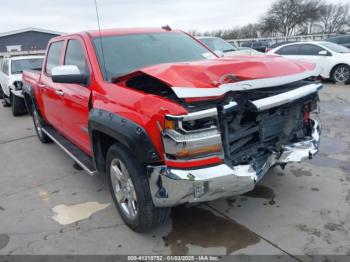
xmin=148 ymin=119 xmax=320 ymax=207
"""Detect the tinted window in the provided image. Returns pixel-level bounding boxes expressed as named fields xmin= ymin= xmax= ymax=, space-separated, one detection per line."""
xmin=200 ymin=38 xmax=238 ymax=53
xmin=276 ymin=45 xmax=300 ymax=55
xmin=46 ymin=41 xmax=64 ymax=75
xmin=11 ymin=58 xmax=44 ymax=74
xmin=94 ymin=32 xmax=214 ymax=80
xmin=298 ymin=44 xmax=324 ymax=55
xmin=64 ymin=40 xmax=89 ymax=75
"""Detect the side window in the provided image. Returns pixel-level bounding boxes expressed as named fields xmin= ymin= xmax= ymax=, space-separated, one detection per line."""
xmin=46 ymin=41 xmax=64 ymax=75
xmin=2 ymin=60 xmax=9 ymax=75
xmin=298 ymin=44 xmax=324 ymax=55
xmin=64 ymin=39 xmax=89 ymax=75
xmin=276 ymin=45 xmax=299 ymax=55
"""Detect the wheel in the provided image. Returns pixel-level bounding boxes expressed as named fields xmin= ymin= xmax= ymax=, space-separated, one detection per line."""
xmin=331 ymin=65 xmax=350 ymax=84
xmin=32 ymin=106 xmax=51 ymax=143
xmin=106 ymin=143 xmax=170 ymax=232
xmin=11 ymin=94 xmax=26 ymax=116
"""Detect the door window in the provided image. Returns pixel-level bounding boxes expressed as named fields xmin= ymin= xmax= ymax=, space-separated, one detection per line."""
xmin=64 ymin=40 xmax=89 ymax=75
xmin=298 ymin=44 xmax=324 ymax=56
xmin=46 ymin=41 xmax=64 ymax=75
xmin=2 ymin=60 xmax=9 ymax=75
xmin=276 ymin=45 xmax=300 ymax=55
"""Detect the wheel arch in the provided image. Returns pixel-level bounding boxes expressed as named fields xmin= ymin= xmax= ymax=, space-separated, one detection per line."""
xmin=330 ymin=63 xmax=350 ymax=80
xmin=88 ymin=109 xmax=162 ymax=174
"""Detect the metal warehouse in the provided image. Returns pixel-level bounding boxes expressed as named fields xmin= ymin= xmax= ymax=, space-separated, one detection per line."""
xmin=0 ymin=27 xmax=63 ymax=57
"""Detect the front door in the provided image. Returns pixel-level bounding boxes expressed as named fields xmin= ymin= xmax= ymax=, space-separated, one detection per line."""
xmin=59 ymin=37 xmax=92 ymax=155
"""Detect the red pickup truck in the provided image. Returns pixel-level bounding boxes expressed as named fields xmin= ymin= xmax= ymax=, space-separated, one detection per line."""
xmin=22 ymin=28 xmax=321 ymax=232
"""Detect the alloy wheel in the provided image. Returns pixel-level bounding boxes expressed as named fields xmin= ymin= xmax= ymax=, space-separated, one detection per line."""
xmin=334 ymin=66 xmax=350 ymax=83
xmin=110 ymin=158 xmax=138 ymax=219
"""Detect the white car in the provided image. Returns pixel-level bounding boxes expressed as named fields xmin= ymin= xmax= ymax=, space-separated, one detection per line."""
xmin=198 ymin=36 xmax=262 ymax=57
xmin=0 ymin=55 xmax=44 ymax=116
xmin=268 ymin=41 xmax=350 ymax=84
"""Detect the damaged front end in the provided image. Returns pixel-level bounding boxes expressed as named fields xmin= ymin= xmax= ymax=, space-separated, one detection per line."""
xmin=148 ymin=81 xmax=322 ymax=207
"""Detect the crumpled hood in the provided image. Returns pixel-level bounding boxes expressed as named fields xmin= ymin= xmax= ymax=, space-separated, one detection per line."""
xmin=134 ymin=55 xmax=317 ymax=89
xmin=117 ymin=55 xmax=319 ymax=98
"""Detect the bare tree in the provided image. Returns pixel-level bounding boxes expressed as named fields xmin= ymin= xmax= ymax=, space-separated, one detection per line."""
xmin=319 ymin=3 xmax=350 ymax=33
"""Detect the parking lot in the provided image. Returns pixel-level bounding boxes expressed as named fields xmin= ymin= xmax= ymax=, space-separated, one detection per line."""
xmin=0 ymin=83 xmax=349 ymax=257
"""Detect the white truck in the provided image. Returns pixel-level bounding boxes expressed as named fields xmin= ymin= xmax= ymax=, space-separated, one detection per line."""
xmin=0 ymin=55 xmax=44 ymax=116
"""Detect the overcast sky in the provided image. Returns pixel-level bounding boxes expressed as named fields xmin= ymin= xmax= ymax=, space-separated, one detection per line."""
xmin=1 ymin=0 xmax=348 ymax=34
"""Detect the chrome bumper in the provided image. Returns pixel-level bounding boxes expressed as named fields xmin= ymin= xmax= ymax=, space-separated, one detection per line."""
xmin=148 ymin=119 xmax=321 ymax=207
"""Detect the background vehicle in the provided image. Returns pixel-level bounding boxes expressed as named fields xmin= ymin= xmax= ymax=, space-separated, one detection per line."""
xmin=240 ymin=39 xmax=273 ymax=52
xmin=198 ymin=36 xmax=261 ymax=56
xmin=0 ymin=55 xmax=44 ymax=115
xmin=268 ymin=41 xmax=350 ymax=84
xmin=326 ymin=35 xmax=350 ymax=49
xmin=23 ymin=28 xmax=321 ymax=232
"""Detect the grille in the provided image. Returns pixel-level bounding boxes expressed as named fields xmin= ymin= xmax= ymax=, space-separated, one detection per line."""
xmin=219 ymin=93 xmax=318 ymax=168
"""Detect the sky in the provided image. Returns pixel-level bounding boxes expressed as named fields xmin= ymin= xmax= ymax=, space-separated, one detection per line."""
xmin=0 ymin=0 xmax=348 ymax=34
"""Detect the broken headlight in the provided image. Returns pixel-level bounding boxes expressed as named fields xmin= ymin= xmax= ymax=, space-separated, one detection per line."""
xmin=163 ymin=108 xmax=223 ymax=160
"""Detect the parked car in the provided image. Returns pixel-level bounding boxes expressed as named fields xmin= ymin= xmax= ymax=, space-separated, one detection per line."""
xmin=0 ymin=55 xmax=44 ymax=115
xmin=197 ymin=36 xmax=261 ymax=56
xmin=326 ymin=35 xmax=350 ymax=49
xmin=268 ymin=41 xmax=350 ymax=84
xmin=241 ymin=40 xmax=273 ymax=52
xmin=22 ymin=28 xmax=321 ymax=232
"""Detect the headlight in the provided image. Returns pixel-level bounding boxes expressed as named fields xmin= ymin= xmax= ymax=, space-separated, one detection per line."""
xmin=13 ymin=81 xmax=23 ymax=91
xmin=163 ymin=108 xmax=223 ymax=160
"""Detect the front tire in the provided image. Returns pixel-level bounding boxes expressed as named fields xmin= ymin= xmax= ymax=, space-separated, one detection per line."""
xmin=32 ymin=106 xmax=51 ymax=143
xmin=11 ymin=94 xmax=26 ymax=116
xmin=106 ymin=143 xmax=170 ymax=232
xmin=331 ymin=64 xmax=350 ymax=84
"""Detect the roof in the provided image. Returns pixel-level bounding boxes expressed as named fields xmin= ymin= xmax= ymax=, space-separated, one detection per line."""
xmin=86 ymin=28 xmax=181 ymax=38
xmin=0 ymin=27 xmax=65 ymax=38
xmin=10 ymin=55 xmax=45 ymax=61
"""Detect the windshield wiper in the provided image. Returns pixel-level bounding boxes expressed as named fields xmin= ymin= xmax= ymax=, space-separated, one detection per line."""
xmin=223 ymin=49 xmax=237 ymax=53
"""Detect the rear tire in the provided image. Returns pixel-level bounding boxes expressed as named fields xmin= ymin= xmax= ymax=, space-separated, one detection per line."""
xmin=32 ymin=106 xmax=51 ymax=143
xmin=11 ymin=94 xmax=26 ymax=116
xmin=331 ymin=64 xmax=350 ymax=84
xmin=106 ymin=143 xmax=170 ymax=232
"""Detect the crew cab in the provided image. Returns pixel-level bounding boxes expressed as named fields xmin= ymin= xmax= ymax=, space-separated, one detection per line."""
xmin=22 ymin=28 xmax=322 ymax=232
xmin=0 ymin=55 xmax=44 ymax=115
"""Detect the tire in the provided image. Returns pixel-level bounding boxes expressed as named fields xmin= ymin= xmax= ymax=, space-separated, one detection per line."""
xmin=32 ymin=106 xmax=51 ymax=143
xmin=0 ymin=86 xmax=3 ymax=99
xmin=106 ymin=143 xmax=170 ymax=232
xmin=331 ymin=64 xmax=350 ymax=84
xmin=11 ymin=94 xmax=26 ymax=116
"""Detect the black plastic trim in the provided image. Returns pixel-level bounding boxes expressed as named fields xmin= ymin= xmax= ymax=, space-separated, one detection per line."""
xmin=88 ymin=109 xmax=162 ymax=173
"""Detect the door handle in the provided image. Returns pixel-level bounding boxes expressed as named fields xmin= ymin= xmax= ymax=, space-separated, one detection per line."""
xmin=55 ymin=90 xmax=64 ymax=96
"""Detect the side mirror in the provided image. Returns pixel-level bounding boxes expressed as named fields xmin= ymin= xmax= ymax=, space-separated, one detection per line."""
xmin=318 ymin=50 xmax=328 ymax=56
xmin=52 ymin=65 xmax=89 ymax=85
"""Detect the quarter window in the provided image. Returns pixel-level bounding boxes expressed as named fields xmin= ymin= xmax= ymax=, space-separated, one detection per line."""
xmin=46 ymin=41 xmax=64 ymax=75
xmin=64 ymin=39 xmax=89 ymax=75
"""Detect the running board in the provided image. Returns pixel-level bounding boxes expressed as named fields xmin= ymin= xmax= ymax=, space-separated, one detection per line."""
xmin=42 ymin=127 xmax=97 ymax=176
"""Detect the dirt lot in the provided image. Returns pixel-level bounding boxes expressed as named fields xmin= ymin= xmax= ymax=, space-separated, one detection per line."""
xmin=0 ymin=83 xmax=349 ymax=258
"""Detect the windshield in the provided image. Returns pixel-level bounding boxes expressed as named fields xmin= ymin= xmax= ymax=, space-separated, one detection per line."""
xmin=200 ymin=38 xmax=238 ymax=53
xmin=93 ymin=32 xmax=215 ymax=80
xmin=11 ymin=58 xmax=44 ymax=74
xmin=320 ymin=42 xmax=350 ymax=53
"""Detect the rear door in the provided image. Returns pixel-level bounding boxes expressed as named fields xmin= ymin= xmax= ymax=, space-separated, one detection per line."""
xmin=59 ymin=37 xmax=92 ymax=155
xmin=39 ymin=41 xmax=65 ymax=129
